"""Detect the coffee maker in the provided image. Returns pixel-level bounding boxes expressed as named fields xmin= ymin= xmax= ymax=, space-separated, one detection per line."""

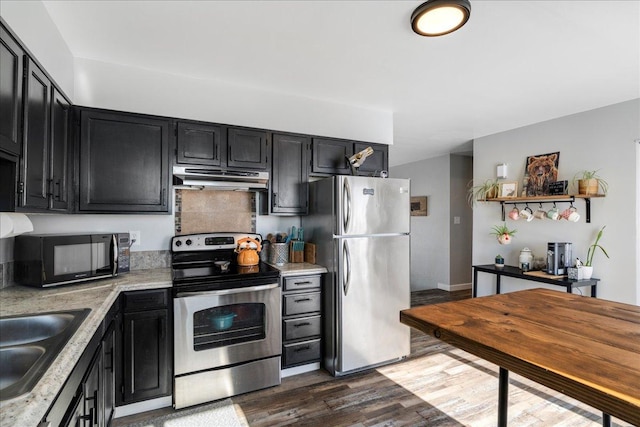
xmin=547 ymin=242 xmax=572 ymax=275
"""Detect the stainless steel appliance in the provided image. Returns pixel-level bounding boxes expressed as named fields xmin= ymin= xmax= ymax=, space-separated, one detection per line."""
xmin=547 ymin=242 xmax=573 ymax=275
xmin=171 ymin=232 xmax=281 ymax=409
xmin=14 ymin=233 xmax=119 ymax=287
xmin=302 ymin=176 xmax=411 ymax=376
xmin=173 ymin=166 xmax=268 ymax=191
xmin=116 ymin=232 xmax=131 ymax=273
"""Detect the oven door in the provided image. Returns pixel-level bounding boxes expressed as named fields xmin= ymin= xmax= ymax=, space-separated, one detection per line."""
xmin=174 ymin=282 xmax=281 ymax=376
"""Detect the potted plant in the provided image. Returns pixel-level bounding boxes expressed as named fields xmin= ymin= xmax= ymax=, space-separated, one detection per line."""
xmin=582 ymin=225 xmax=609 ymax=279
xmin=494 ymin=255 xmax=505 ymax=268
xmin=491 ymin=223 xmax=517 ymax=245
xmin=572 ymin=170 xmax=608 ymax=196
xmin=467 ymin=179 xmax=500 ymax=207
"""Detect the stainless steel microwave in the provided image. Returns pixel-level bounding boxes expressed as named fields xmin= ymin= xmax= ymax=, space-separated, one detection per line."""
xmin=14 ymin=233 xmax=128 ymax=287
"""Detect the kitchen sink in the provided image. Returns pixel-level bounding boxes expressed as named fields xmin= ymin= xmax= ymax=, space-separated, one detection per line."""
xmin=0 ymin=309 xmax=90 ymax=401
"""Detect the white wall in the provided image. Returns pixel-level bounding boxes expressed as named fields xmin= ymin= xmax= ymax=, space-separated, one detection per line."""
xmin=473 ymin=99 xmax=639 ymax=305
xmin=74 ymin=58 xmax=393 ymax=145
xmin=0 ymin=1 xmax=74 ymax=99
xmin=391 ymin=155 xmax=450 ymax=291
xmin=449 ymin=154 xmax=473 ymax=287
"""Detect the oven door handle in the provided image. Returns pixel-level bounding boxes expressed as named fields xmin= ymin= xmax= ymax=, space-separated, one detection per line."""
xmin=175 ymin=282 xmax=279 ymax=298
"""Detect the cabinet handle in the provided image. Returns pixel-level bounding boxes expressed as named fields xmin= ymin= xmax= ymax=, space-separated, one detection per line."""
xmin=55 ymin=180 xmax=61 ymax=200
xmin=294 ymin=298 xmax=311 ymax=303
xmin=293 ymin=281 xmax=312 ymax=286
xmin=294 ymin=346 xmax=311 ymax=352
xmin=272 ymin=193 xmax=278 ymax=207
xmin=294 ymin=322 xmax=311 ymax=328
xmin=46 ymin=179 xmax=53 ymax=197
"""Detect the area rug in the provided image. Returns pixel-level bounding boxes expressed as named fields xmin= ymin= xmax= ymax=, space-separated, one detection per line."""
xmin=120 ymin=399 xmax=246 ymax=427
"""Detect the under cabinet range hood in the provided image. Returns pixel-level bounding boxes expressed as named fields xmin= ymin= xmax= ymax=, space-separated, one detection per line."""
xmin=173 ymin=166 xmax=269 ymax=191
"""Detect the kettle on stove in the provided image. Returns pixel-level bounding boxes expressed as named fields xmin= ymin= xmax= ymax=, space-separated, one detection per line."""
xmin=235 ymin=237 xmax=262 ymax=266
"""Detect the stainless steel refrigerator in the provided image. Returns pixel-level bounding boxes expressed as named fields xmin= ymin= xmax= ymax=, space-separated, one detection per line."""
xmin=302 ymin=175 xmax=411 ymax=376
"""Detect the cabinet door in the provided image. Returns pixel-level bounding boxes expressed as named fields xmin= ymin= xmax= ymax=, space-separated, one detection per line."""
xmin=21 ymin=58 xmax=50 ymax=209
xmin=311 ymin=138 xmax=352 ymax=175
xmin=101 ymin=322 xmax=116 ymax=427
xmin=79 ymin=109 xmax=170 ymax=212
xmin=49 ymin=88 xmax=71 ymax=211
xmin=0 ymin=26 xmax=24 ymax=156
xmin=227 ymin=127 xmax=269 ymax=170
xmin=121 ymin=308 xmax=171 ymax=403
xmin=271 ymin=133 xmax=309 ymax=214
xmin=176 ymin=121 xmax=224 ymax=166
xmin=83 ymin=351 xmax=101 ymax=427
xmin=354 ymin=143 xmax=388 ymax=176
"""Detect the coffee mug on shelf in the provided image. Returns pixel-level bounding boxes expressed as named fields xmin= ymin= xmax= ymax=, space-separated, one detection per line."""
xmin=534 ymin=208 xmax=546 ymax=220
xmin=547 ymin=206 xmax=560 ymax=220
xmin=561 ymin=206 xmax=580 ymax=222
xmin=508 ymin=207 xmax=520 ymax=221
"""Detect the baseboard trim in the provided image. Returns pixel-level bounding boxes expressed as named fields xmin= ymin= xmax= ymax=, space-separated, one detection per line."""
xmin=437 ymin=282 xmax=472 ymax=292
xmin=114 ymin=396 xmax=173 ymax=418
xmin=281 ymin=362 xmax=320 ymax=378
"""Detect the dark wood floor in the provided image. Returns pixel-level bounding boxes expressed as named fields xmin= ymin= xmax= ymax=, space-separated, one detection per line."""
xmin=115 ymin=289 xmax=631 ymax=426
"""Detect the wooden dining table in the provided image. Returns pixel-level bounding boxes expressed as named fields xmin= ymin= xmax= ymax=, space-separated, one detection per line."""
xmin=400 ymin=288 xmax=640 ymax=427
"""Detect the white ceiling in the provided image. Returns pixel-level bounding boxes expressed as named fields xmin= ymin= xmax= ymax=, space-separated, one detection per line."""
xmin=42 ymin=0 xmax=640 ymax=166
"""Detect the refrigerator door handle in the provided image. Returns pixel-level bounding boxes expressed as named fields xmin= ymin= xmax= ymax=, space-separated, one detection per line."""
xmin=342 ymin=178 xmax=351 ymax=232
xmin=343 ymin=240 xmax=351 ymax=296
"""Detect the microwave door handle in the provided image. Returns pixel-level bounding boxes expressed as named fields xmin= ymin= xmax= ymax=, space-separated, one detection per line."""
xmin=112 ymin=234 xmax=118 ymax=275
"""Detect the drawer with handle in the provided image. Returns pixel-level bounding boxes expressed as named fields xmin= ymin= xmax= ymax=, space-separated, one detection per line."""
xmin=283 ymin=338 xmax=321 ymax=367
xmin=283 ymin=275 xmax=321 ymax=291
xmin=283 ymin=291 xmax=321 ymax=316
xmin=283 ymin=314 xmax=321 ymax=341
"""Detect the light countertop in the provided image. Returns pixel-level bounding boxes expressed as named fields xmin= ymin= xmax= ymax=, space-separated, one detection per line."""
xmin=0 ymin=269 xmax=172 ymax=427
xmin=269 ymin=262 xmax=327 ymax=276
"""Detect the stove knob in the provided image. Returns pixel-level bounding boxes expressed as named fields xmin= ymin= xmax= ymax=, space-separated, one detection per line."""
xmin=175 ymin=240 xmax=182 ymax=247
xmin=186 ymin=239 xmax=193 ymax=246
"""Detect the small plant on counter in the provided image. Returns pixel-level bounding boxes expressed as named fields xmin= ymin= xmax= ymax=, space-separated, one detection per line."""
xmin=467 ymin=179 xmax=500 ymax=207
xmin=495 ymin=255 xmax=505 ymax=268
xmin=572 ymin=169 xmax=608 ymax=195
xmin=490 ymin=223 xmax=517 ymax=245
xmin=585 ymin=226 xmax=609 ymax=267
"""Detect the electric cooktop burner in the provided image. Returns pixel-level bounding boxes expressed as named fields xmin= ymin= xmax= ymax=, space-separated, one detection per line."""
xmin=171 ymin=232 xmax=280 ymax=288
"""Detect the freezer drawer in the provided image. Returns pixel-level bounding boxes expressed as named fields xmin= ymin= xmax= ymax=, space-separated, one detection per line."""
xmin=283 ymin=338 xmax=321 ymax=366
xmin=283 ymin=291 xmax=321 ymax=316
xmin=283 ymin=275 xmax=321 ymax=291
xmin=283 ymin=314 xmax=321 ymax=341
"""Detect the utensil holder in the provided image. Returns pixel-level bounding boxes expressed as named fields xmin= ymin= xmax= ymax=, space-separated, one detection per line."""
xmin=269 ymin=243 xmax=289 ymax=266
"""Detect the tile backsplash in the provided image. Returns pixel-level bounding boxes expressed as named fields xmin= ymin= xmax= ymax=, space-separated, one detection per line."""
xmin=175 ymin=189 xmax=256 ymax=235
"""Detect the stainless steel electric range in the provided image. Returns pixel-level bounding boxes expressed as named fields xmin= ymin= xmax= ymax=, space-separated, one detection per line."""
xmin=171 ymin=232 xmax=281 ymax=409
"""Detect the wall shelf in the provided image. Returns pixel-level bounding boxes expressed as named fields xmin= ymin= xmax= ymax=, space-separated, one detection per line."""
xmin=486 ymin=194 xmax=605 ymax=223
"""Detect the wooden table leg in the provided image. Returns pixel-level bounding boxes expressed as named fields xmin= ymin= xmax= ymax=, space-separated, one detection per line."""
xmin=498 ymin=367 xmax=509 ymax=427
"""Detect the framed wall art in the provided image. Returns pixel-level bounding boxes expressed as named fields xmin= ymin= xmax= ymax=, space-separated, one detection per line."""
xmin=523 ymin=152 xmax=560 ymax=196
xmin=499 ymin=181 xmax=518 ymax=198
xmin=410 ymin=196 xmax=427 ymax=216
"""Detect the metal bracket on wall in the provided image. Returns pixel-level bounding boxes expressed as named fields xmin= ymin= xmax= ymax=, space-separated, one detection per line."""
xmin=498 ymin=195 xmax=595 ymax=223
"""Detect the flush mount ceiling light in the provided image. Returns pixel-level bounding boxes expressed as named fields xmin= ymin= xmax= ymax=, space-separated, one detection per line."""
xmin=411 ymin=0 xmax=471 ymax=37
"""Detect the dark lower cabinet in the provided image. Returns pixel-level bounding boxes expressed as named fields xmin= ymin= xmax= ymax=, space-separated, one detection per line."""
xmin=227 ymin=127 xmax=269 ymax=170
xmin=268 ymin=133 xmax=310 ymax=215
xmin=117 ymin=289 xmax=172 ymax=406
xmin=0 ymin=24 xmax=24 ymax=157
xmin=101 ymin=322 xmax=116 ymax=427
xmin=78 ymin=109 xmax=171 ymax=213
xmin=281 ymin=274 xmax=323 ymax=368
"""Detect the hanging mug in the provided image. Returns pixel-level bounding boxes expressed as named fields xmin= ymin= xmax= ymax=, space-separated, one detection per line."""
xmin=508 ymin=207 xmax=520 ymax=221
xmin=519 ymin=206 xmax=534 ymax=222
xmin=547 ymin=206 xmax=559 ymax=220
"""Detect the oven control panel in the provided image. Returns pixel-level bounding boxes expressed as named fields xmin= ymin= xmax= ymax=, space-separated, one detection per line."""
xmin=171 ymin=232 xmax=262 ymax=252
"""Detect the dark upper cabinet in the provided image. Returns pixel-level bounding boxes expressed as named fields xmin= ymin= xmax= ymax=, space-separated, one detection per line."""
xmin=311 ymin=138 xmax=353 ymax=175
xmin=355 ymin=142 xmax=388 ymax=176
xmin=269 ymin=133 xmax=310 ymax=215
xmin=227 ymin=127 xmax=269 ymax=170
xmin=0 ymin=26 xmax=24 ymax=156
xmin=49 ymin=88 xmax=71 ymax=211
xmin=20 ymin=58 xmax=50 ymax=210
xmin=78 ymin=109 xmax=171 ymax=213
xmin=176 ymin=121 xmax=224 ymax=167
